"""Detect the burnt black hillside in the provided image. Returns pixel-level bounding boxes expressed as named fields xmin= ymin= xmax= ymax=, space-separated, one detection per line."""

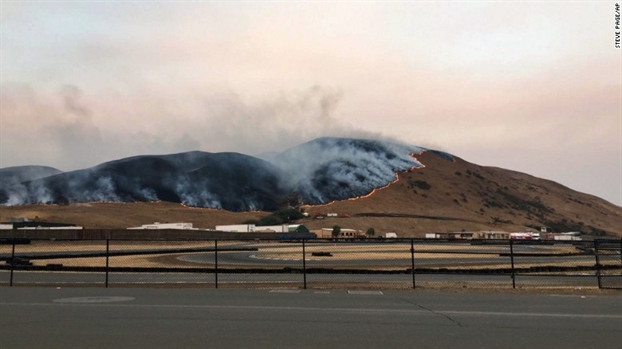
xmin=0 ymin=166 xmax=62 ymax=188
xmin=0 ymin=138 xmax=434 ymax=210
xmin=0 ymin=152 xmax=289 ymax=211
xmin=264 ymin=137 xmax=429 ymax=204
xmin=2 ymin=138 xmax=620 ymax=236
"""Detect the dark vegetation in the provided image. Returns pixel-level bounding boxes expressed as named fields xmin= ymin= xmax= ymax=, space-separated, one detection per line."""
xmin=243 ymin=208 xmax=305 ymax=226
xmin=366 ymin=227 xmax=375 ymax=236
xmin=408 ymin=180 xmax=431 ymax=190
xmin=495 ymin=189 xmax=554 ymax=214
xmin=482 ymin=188 xmax=554 ymax=219
xmin=332 ymin=225 xmax=341 ymax=237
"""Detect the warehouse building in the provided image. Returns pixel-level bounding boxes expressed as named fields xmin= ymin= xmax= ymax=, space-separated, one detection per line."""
xmin=127 ymin=222 xmax=197 ymax=230
xmin=312 ymin=228 xmax=364 ymax=239
xmin=216 ymin=224 xmax=310 ymax=233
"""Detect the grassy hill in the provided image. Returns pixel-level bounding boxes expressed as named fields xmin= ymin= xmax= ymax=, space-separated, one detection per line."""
xmin=1 ymin=151 xmax=620 ymax=238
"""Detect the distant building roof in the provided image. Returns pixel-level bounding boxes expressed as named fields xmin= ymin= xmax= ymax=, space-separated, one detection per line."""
xmin=127 ymin=222 xmax=196 ymax=230
xmin=288 ymin=224 xmax=309 ymax=233
xmin=0 ymin=221 xmax=77 ymax=229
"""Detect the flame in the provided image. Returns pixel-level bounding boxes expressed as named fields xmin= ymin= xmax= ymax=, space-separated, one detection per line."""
xmin=180 ymin=203 xmax=221 ymax=211
xmin=28 ymin=150 xmax=432 ymax=212
xmin=302 ymin=151 xmax=428 ymax=209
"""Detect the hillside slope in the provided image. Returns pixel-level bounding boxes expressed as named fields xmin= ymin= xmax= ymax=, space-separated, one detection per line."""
xmin=0 ymin=152 xmax=289 ymax=211
xmin=301 ymin=151 xmax=621 ymax=237
xmin=1 ymin=151 xmax=619 ymax=237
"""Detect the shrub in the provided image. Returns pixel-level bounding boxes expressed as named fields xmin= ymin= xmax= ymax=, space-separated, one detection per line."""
xmin=251 ymin=207 xmax=306 ymax=226
xmin=409 ymin=180 xmax=431 ymax=190
xmin=332 ymin=225 xmax=341 ymax=237
xmin=366 ymin=228 xmax=375 ymax=237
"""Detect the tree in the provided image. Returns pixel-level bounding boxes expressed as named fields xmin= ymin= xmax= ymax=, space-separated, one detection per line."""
xmin=273 ymin=208 xmax=304 ymax=223
xmin=249 ymin=208 xmax=306 ymax=226
xmin=258 ymin=215 xmax=283 ymax=226
xmin=366 ymin=227 xmax=375 ymax=237
xmin=331 ymin=225 xmax=341 ymax=238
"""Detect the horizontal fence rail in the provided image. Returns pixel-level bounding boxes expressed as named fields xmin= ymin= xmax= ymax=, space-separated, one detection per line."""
xmin=0 ymin=238 xmax=620 ymax=290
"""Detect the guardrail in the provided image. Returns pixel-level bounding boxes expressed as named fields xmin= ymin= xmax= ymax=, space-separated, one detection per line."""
xmin=1 ymin=238 xmax=620 ymax=290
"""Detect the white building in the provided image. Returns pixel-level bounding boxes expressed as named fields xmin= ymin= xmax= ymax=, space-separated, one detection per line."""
xmin=128 ymin=222 xmax=196 ymax=230
xmin=254 ymin=225 xmax=289 ymax=233
xmin=215 ymin=224 xmax=308 ymax=233
xmin=215 ymin=224 xmax=256 ymax=232
xmin=318 ymin=228 xmax=362 ymax=239
xmin=18 ymin=226 xmax=84 ymax=230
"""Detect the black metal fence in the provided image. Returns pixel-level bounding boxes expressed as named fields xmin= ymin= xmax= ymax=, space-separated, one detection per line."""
xmin=1 ymin=238 xmax=620 ymax=290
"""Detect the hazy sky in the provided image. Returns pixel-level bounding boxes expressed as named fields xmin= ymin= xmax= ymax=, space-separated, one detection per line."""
xmin=1 ymin=2 xmax=621 ymax=206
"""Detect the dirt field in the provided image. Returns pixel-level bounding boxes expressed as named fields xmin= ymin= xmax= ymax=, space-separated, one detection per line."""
xmin=11 ymin=241 xmax=615 ymax=271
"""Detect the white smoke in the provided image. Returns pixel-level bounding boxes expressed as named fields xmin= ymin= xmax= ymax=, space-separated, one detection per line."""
xmin=172 ymin=176 xmax=222 ymax=209
xmin=0 ymin=137 xmax=441 ymax=209
xmin=264 ymin=137 xmax=426 ymax=203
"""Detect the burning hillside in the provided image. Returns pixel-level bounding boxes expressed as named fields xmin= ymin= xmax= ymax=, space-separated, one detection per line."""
xmin=1 ymin=138 xmax=619 ymax=236
xmin=0 ymin=137 xmax=435 ymax=211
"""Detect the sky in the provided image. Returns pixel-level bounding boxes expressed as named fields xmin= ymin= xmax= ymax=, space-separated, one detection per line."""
xmin=1 ymin=1 xmax=621 ymax=206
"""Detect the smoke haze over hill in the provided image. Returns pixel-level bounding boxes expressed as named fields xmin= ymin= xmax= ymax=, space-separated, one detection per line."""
xmin=0 ymin=138 xmax=430 ymax=210
xmin=1 ymin=2 xmax=619 ymax=205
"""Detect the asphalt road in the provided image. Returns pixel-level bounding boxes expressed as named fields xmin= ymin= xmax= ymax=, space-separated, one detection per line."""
xmin=178 ymin=249 xmax=596 ymax=268
xmin=0 ymin=270 xmax=604 ymax=288
xmin=1 ymin=287 xmax=620 ymax=349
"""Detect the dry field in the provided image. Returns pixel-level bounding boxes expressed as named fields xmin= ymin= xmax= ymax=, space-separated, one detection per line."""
xmin=9 ymin=241 xmax=615 ymax=272
xmin=4 ymin=241 xmax=619 ymax=292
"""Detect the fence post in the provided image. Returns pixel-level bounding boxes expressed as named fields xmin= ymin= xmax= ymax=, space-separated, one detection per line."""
xmin=105 ymin=239 xmax=109 ymax=288
xmin=594 ymin=239 xmax=602 ymax=289
xmin=9 ymin=240 xmax=15 ymax=287
xmin=214 ymin=239 xmax=218 ymax=289
xmin=302 ymin=239 xmax=307 ymax=290
xmin=411 ymin=239 xmax=416 ymax=289
xmin=510 ymin=239 xmax=516 ymax=289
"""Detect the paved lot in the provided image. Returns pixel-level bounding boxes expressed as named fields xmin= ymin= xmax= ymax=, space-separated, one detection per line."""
xmin=1 ymin=287 xmax=621 ymax=348
xmin=0 ymin=270 xmax=603 ymax=289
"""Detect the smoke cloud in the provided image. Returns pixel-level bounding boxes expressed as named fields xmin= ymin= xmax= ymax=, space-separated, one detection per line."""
xmin=0 ymin=83 xmax=386 ymax=172
xmin=0 ymin=137 xmax=430 ymax=209
xmin=1 ymin=2 xmax=619 ymax=205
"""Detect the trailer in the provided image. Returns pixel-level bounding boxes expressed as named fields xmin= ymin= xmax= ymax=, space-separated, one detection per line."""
xmin=215 ymin=224 xmax=255 ymax=232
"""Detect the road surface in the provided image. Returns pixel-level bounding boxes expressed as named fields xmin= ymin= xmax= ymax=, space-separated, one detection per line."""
xmin=1 ymin=287 xmax=620 ymax=349
xmin=0 ymin=270 xmax=604 ymax=288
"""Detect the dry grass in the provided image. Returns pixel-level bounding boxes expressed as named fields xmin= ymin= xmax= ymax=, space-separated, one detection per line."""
xmin=1 ymin=153 xmax=620 ymax=238
xmin=19 ymin=241 xmax=619 ymax=272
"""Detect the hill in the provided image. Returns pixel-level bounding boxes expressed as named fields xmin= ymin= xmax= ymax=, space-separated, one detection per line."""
xmin=1 ymin=142 xmax=620 ymax=237
xmin=0 ymin=137 xmax=429 ymax=210
xmin=0 ymin=165 xmax=62 ymax=187
xmin=301 ymin=151 xmax=621 ymax=237
xmin=0 ymin=152 xmax=289 ymax=211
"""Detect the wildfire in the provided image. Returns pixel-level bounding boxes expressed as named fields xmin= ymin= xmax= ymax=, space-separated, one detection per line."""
xmin=180 ymin=203 xmax=221 ymax=211
xmin=302 ymin=151 xmax=428 ymax=209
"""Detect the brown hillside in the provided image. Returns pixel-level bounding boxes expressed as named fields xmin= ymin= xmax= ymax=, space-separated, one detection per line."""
xmin=302 ymin=152 xmax=621 ymax=237
xmin=1 ymin=151 xmax=620 ymax=237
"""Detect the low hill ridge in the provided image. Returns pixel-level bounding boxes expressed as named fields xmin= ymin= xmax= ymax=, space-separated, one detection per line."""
xmin=1 ymin=137 xmax=620 ymax=236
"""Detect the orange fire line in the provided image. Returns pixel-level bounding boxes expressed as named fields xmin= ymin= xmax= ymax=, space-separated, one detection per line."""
xmin=30 ymin=150 xmax=431 ymax=212
xmin=302 ymin=150 xmax=428 ymax=209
